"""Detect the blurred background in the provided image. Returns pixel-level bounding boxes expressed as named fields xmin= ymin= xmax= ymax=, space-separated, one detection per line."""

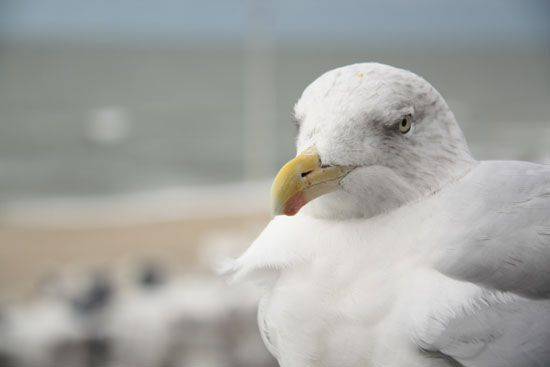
xmin=0 ymin=0 xmax=549 ymax=366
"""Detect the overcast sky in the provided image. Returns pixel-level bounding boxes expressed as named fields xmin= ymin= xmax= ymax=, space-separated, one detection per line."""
xmin=1 ymin=0 xmax=549 ymax=43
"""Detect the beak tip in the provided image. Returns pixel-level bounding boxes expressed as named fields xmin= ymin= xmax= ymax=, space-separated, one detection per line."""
xmin=271 ymin=204 xmax=291 ymax=217
xmin=272 ymin=192 xmax=307 ymax=217
xmin=271 ymin=209 xmax=297 ymax=217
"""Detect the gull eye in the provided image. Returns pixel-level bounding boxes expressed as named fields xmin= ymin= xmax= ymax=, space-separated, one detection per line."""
xmin=399 ymin=115 xmax=412 ymax=134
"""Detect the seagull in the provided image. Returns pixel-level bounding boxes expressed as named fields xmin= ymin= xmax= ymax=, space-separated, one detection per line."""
xmin=226 ymin=63 xmax=550 ymax=367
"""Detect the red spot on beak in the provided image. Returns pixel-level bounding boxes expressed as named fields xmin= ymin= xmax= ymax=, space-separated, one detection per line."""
xmin=284 ymin=192 xmax=308 ymax=216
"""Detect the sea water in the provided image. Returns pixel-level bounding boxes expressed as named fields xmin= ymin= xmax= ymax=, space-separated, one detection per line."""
xmin=0 ymin=42 xmax=549 ymax=220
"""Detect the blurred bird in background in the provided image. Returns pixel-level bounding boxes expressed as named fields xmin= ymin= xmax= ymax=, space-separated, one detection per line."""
xmin=0 ymin=264 xmax=276 ymax=367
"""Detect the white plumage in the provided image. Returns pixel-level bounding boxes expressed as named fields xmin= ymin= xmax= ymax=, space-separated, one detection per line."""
xmin=226 ymin=63 xmax=550 ymax=367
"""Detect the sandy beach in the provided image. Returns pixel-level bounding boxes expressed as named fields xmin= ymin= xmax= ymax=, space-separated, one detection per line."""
xmin=0 ymin=211 xmax=270 ymax=301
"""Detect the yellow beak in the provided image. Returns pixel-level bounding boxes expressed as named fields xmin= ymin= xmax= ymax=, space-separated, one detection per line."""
xmin=271 ymin=146 xmax=355 ymax=216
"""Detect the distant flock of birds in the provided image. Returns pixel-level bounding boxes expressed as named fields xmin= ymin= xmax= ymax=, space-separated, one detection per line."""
xmin=0 ymin=263 xmax=276 ymax=367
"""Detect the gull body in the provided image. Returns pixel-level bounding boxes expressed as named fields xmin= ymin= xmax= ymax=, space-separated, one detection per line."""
xmin=227 ymin=63 xmax=550 ymax=367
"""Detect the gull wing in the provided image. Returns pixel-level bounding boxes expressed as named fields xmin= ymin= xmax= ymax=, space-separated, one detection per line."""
xmin=416 ymin=289 xmax=550 ymax=367
xmin=432 ymin=160 xmax=550 ymax=299
xmin=418 ymin=160 xmax=550 ymax=365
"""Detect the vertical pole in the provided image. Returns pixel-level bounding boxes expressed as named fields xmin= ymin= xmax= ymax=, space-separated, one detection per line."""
xmin=243 ymin=0 xmax=276 ymax=181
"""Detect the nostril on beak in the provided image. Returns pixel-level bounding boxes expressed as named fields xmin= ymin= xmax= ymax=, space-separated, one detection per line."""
xmin=301 ymin=170 xmax=313 ymax=178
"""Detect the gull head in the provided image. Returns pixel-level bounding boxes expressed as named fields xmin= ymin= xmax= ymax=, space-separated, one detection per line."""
xmin=272 ymin=63 xmax=475 ymax=219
